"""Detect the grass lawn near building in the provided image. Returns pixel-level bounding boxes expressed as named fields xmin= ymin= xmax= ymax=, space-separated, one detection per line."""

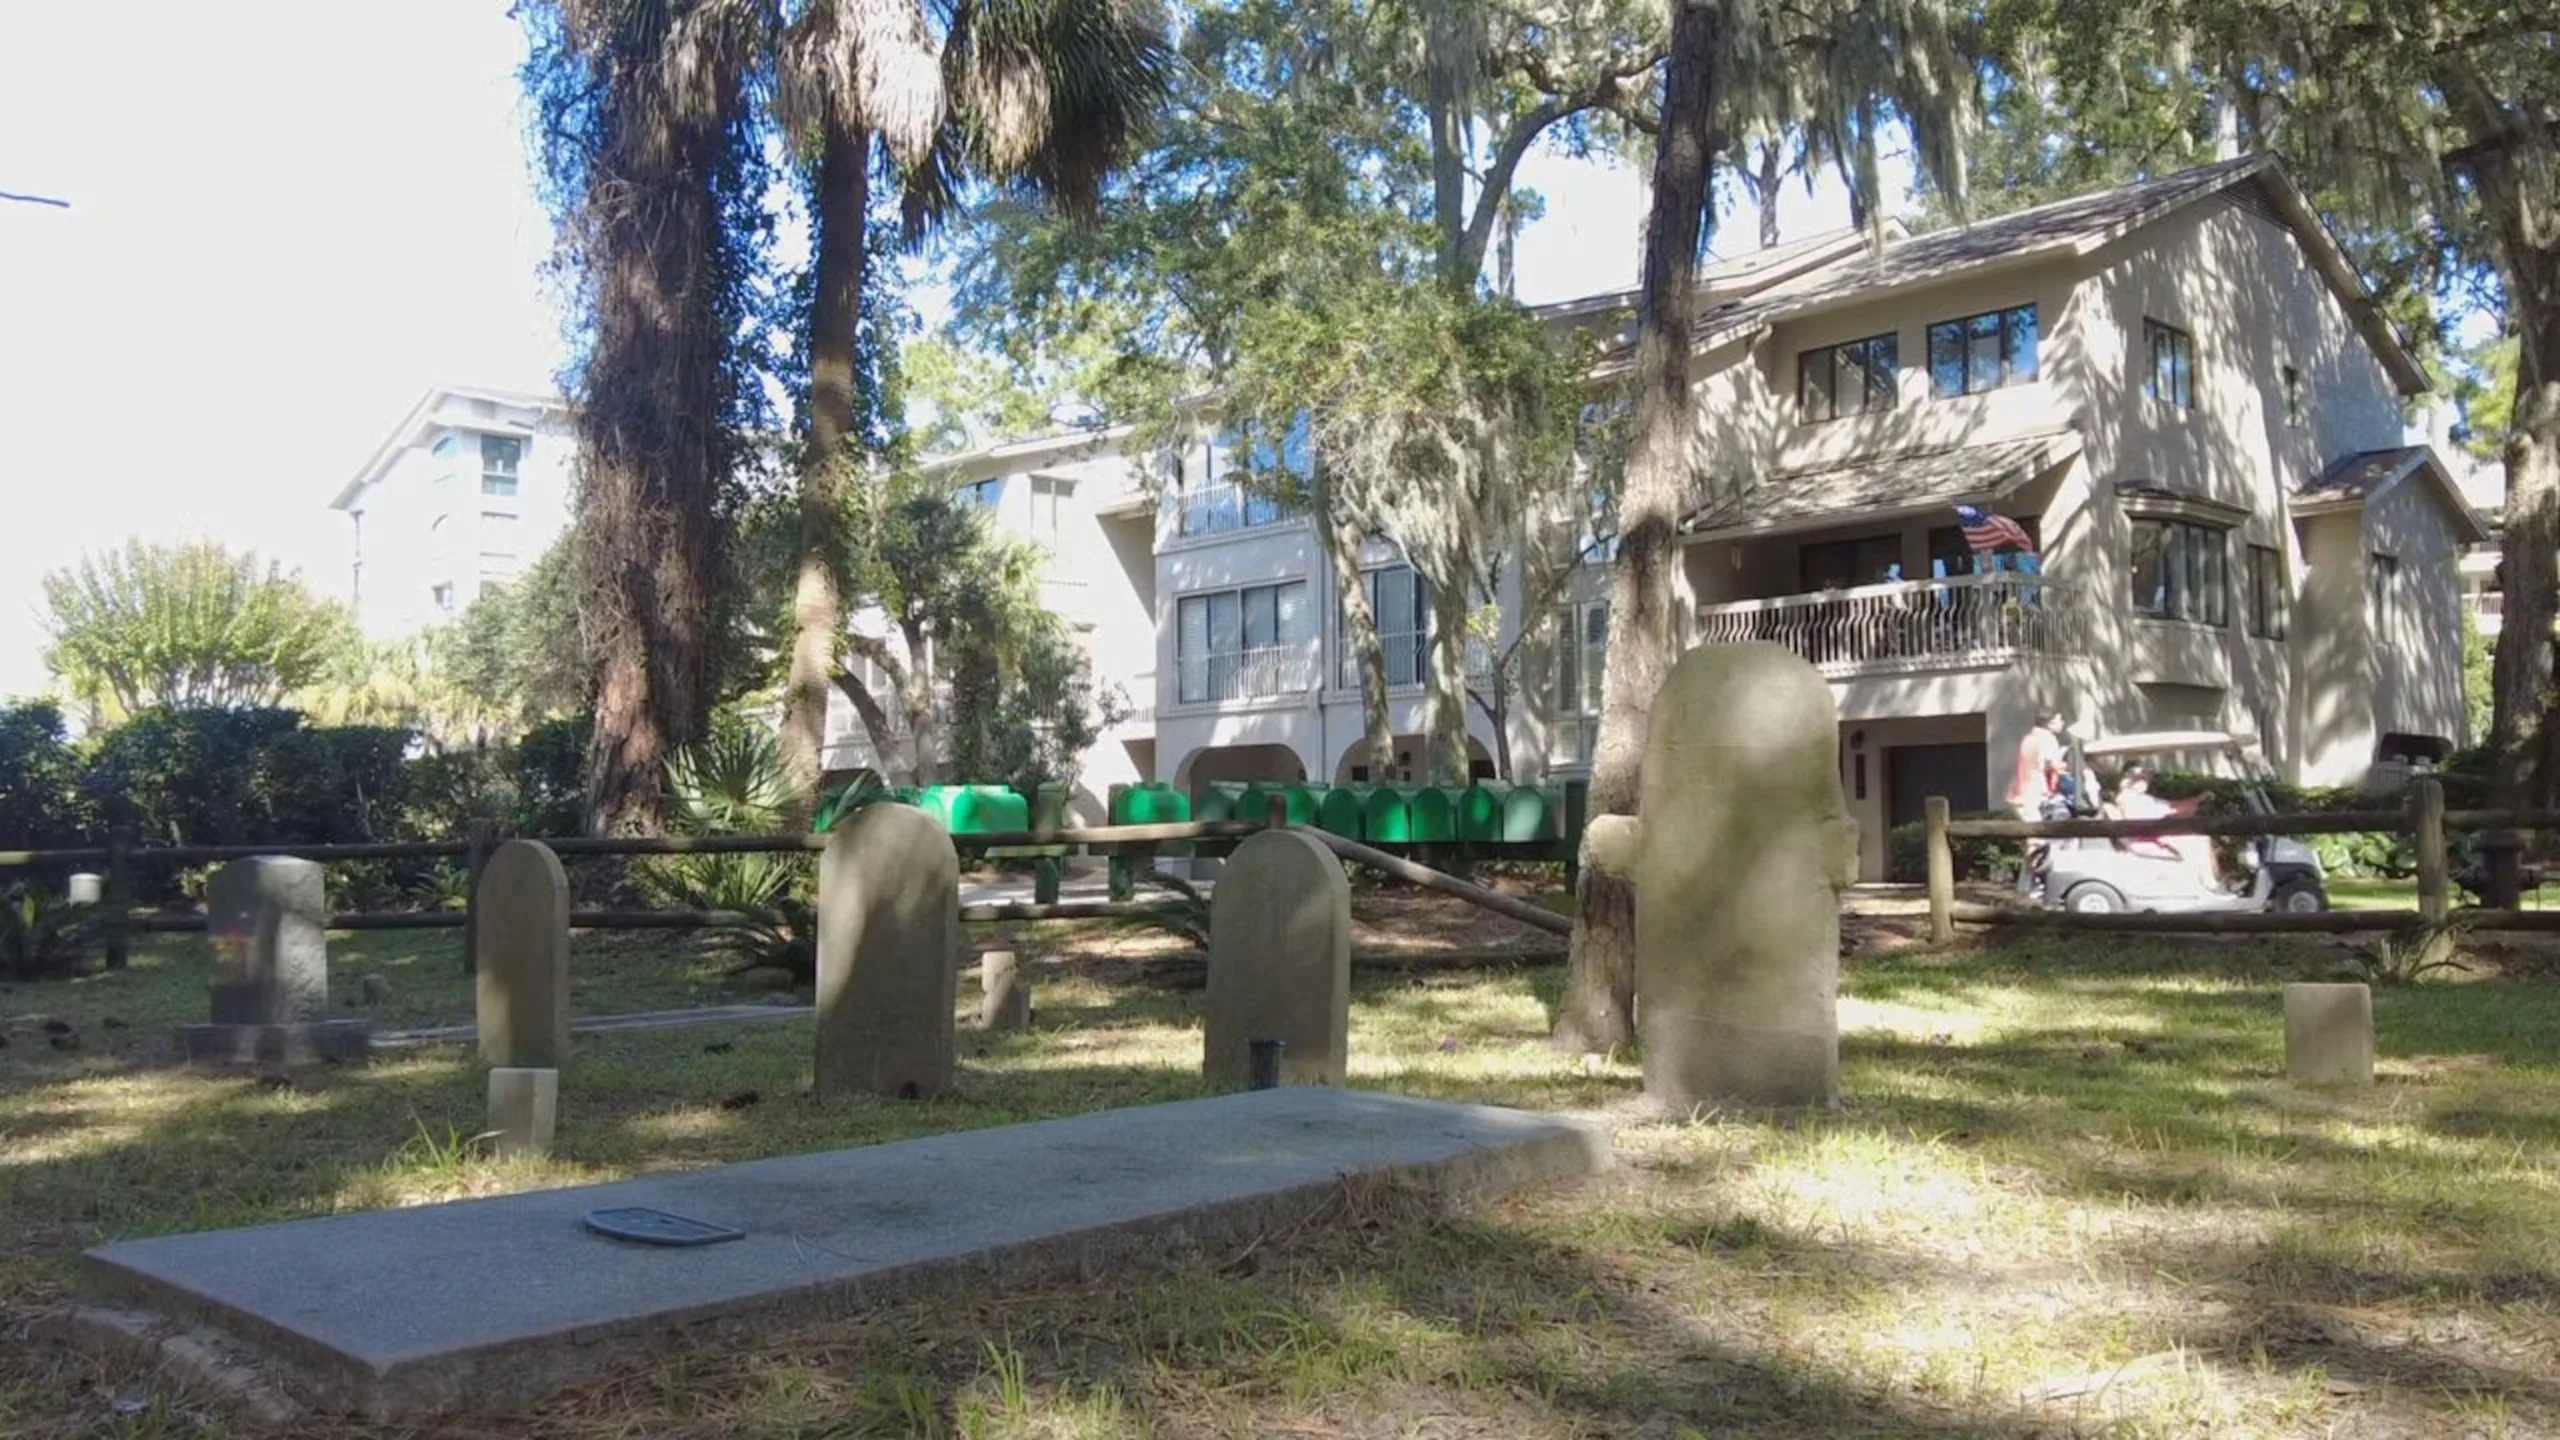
xmin=5 ymin=908 xmax=2560 ymax=1438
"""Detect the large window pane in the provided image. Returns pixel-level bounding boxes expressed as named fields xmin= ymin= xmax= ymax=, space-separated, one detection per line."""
xmin=2003 ymin=306 xmax=2039 ymax=383
xmin=2130 ymin=521 xmax=2168 ymax=616
xmin=1968 ymin=312 xmax=2001 ymax=392
xmin=1929 ymin=321 xmax=1966 ymax=397
xmin=1799 ymin=348 xmax=1834 ymax=422
xmin=1866 ymin=335 xmax=1900 ymax=408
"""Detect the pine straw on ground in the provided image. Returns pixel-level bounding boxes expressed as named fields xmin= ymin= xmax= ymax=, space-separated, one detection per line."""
xmin=5 ymin=916 xmax=2560 ymax=1438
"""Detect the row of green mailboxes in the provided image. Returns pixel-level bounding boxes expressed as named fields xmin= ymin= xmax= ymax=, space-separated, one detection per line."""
xmin=814 ymin=779 xmax=1587 ymax=848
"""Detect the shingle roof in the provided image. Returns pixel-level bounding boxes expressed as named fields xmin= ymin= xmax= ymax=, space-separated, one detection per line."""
xmin=1682 ymin=429 xmax=2082 ymax=539
xmin=2297 ymin=445 xmax=2433 ymax=507
xmin=2294 ymin=445 xmax=2491 ymax=543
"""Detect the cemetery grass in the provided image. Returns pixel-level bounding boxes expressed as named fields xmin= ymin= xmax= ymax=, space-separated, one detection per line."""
xmin=2 ymin=922 xmax=2559 ymax=1435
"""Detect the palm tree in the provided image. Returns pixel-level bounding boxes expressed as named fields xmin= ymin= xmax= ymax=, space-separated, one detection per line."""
xmin=523 ymin=0 xmax=772 ymax=834
xmin=1551 ymin=0 xmax=1976 ymax=1053
xmin=773 ymin=0 xmax=1172 ymax=810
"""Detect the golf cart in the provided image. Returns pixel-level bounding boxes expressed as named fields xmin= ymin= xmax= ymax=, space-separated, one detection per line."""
xmin=2040 ymin=730 xmax=2330 ymax=915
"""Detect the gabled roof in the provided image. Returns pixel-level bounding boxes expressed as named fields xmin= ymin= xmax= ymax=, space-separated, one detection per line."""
xmin=2296 ymin=445 xmax=2490 ymax=543
xmin=1681 ymin=428 xmax=2082 ymax=542
xmin=333 ymin=384 xmax=568 ymax=511
xmin=1598 ymin=156 xmax=2430 ymax=395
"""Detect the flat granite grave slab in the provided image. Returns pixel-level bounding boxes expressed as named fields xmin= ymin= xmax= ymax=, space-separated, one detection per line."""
xmin=68 ymin=1087 xmax=1608 ymax=1419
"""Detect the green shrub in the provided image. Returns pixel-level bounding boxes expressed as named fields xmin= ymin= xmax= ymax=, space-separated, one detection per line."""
xmin=1885 ymin=813 xmax=2025 ymax=885
xmin=0 ymin=883 xmax=101 ymax=981
xmin=0 ymin=702 xmax=92 ymax=849
xmin=511 ymin=716 xmax=591 ymax=837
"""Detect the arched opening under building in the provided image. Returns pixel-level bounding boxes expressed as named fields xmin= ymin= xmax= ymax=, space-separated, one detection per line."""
xmin=1331 ymin=734 xmax=1495 ymax=786
xmin=1173 ymin=742 xmax=1307 ymax=803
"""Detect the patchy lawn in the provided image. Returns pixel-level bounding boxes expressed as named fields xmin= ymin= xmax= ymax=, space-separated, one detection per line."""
xmin=5 ymin=910 xmax=2560 ymax=1438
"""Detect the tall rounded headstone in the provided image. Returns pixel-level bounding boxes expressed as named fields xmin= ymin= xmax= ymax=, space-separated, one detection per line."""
xmin=1634 ymin=642 xmax=1858 ymax=1110
xmin=817 ymin=803 xmax=961 ymax=1099
xmin=475 ymin=840 xmax=572 ymax=1070
xmin=1203 ymin=829 xmax=1352 ymax=1089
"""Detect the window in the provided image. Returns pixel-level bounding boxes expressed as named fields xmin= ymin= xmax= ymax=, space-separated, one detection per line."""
xmin=2247 ymin=545 xmax=2288 ymax=640
xmin=1927 ymin=516 xmax=2041 ymax=577
xmin=1175 ymin=436 xmax=1287 ymax=537
xmin=1030 ymin=475 xmax=1068 ymax=553
xmin=2129 ymin=518 xmax=2230 ymax=626
xmin=2282 ymin=364 xmax=2305 ymax=425
xmin=959 ymin=477 xmax=1003 ymax=511
xmin=1176 ymin=581 xmax=1309 ymax=703
xmin=1928 ymin=304 xmax=2038 ymax=397
xmin=1336 ymin=565 xmax=1430 ymax=690
xmin=2145 ymin=320 xmax=2195 ymax=409
xmin=430 ymin=582 xmax=455 ymax=613
xmin=480 ymin=434 xmax=523 ymax=496
xmin=1554 ymin=601 xmax=1609 ymax=768
xmin=1797 ymin=332 xmax=1900 ymax=422
xmin=2370 ymin=553 xmax=2402 ymax=648
xmin=1798 ymin=534 xmax=1903 ymax=590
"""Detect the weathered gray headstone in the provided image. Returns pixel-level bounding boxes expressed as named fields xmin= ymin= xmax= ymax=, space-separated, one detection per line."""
xmin=1203 ymin=829 xmax=1351 ymax=1089
xmin=487 ymin=1067 xmax=558 ymax=1159
xmin=980 ymin=950 xmax=1030 ymax=1032
xmin=181 ymin=857 xmax=368 ymax=1067
xmin=2283 ymin=982 xmax=2375 ymax=1086
xmin=1615 ymin=642 xmax=1858 ymax=1111
xmin=816 ymin=803 xmax=960 ymax=1099
xmin=474 ymin=840 xmax=571 ymax=1070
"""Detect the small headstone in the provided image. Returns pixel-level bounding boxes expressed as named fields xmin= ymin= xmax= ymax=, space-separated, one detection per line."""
xmin=487 ymin=1067 xmax=558 ymax=1159
xmin=816 ymin=803 xmax=960 ymax=1099
xmin=979 ymin=950 xmax=1030 ymax=1032
xmin=65 ymin=872 xmax=101 ymax=906
xmin=1630 ymin=643 xmax=1859 ymax=1111
xmin=474 ymin=841 xmax=572 ymax=1070
xmin=179 ymin=857 xmax=367 ymax=1067
xmin=1203 ymin=830 xmax=1350 ymax=1089
xmin=2284 ymin=982 xmax=2375 ymax=1086
xmin=358 ymin=974 xmax=391 ymax=1007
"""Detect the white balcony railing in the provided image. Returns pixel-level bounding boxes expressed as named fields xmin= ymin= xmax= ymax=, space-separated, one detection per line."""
xmin=1696 ymin=572 xmax=2083 ymax=677
xmin=1176 ymin=645 xmax=1315 ymax=705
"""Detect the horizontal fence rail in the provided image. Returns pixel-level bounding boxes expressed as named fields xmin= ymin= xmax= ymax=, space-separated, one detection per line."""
xmin=1922 ymin=778 xmax=2544 ymax=940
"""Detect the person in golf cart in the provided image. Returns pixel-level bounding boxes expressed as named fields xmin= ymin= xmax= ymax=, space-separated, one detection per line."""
xmin=2042 ymin=731 xmax=2328 ymax=914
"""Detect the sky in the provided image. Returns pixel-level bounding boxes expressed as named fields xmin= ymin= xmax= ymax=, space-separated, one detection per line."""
xmin=0 ymin=5 xmax=1864 ymax=704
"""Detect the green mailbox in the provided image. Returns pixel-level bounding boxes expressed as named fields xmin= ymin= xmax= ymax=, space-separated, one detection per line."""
xmin=1317 ymin=785 xmax=1367 ymax=838
xmin=1407 ymin=787 xmax=1458 ymax=843
xmin=1362 ymin=786 xmax=1415 ymax=845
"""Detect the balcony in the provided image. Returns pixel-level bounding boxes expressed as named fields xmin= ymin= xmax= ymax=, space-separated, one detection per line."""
xmin=1695 ymin=571 xmax=2084 ymax=678
xmin=1175 ymin=645 xmax=1316 ymax=706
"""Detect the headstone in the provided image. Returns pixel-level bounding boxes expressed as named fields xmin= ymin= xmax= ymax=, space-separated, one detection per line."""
xmin=474 ymin=840 xmax=571 ymax=1070
xmin=816 ymin=803 xmax=960 ymax=1099
xmin=2283 ymin=982 xmax=2375 ymax=1086
xmin=980 ymin=950 xmax=1030 ymax=1032
xmin=487 ymin=1068 xmax=559 ymax=1159
xmin=180 ymin=857 xmax=368 ymax=1067
xmin=1203 ymin=830 xmax=1350 ymax=1088
xmin=66 ymin=872 xmax=101 ymax=906
xmin=1629 ymin=642 xmax=1858 ymax=1111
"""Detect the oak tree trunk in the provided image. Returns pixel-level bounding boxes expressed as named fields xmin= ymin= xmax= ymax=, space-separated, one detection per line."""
xmin=1326 ymin=506 xmax=1396 ymax=779
xmin=1426 ymin=564 xmax=1475 ymax=784
xmin=781 ymin=120 xmax=874 ymax=819
xmin=1552 ymin=0 xmax=1723 ymax=1053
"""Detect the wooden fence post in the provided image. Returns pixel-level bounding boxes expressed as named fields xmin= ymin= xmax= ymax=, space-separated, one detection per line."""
xmin=2412 ymin=777 xmax=2448 ymax=924
xmin=462 ymin=818 xmax=497 ymax=975
xmin=1925 ymin=797 xmax=1955 ymax=946
xmin=1264 ymin=791 xmax=1291 ymax=829
xmin=103 ymin=828 xmax=132 ymax=970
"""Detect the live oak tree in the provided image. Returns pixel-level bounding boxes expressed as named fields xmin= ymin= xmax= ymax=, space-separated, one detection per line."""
xmin=950 ymin=0 xmax=1647 ymax=784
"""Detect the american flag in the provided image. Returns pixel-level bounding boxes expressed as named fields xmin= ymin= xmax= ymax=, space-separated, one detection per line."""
xmin=1953 ymin=503 xmax=2035 ymax=556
